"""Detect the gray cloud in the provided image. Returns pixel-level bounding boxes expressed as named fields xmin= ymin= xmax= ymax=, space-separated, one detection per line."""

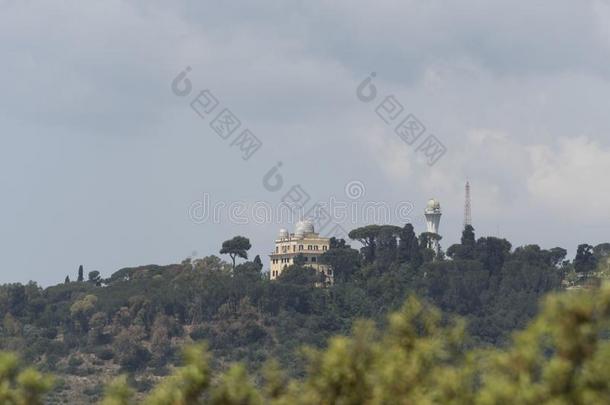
xmin=1 ymin=0 xmax=609 ymax=285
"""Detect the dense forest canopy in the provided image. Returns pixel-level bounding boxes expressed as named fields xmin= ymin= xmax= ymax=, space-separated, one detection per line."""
xmin=0 ymin=223 xmax=608 ymax=402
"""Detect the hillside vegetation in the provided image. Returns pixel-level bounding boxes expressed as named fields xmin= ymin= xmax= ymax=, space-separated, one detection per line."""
xmin=0 ymin=224 xmax=608 ymax=403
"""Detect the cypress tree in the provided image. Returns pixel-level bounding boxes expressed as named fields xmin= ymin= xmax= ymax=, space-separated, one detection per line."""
xmin=253 ymin=255 xmax=263 ymax=271
xmin=397 ymin=223 xmax=416 ymax=264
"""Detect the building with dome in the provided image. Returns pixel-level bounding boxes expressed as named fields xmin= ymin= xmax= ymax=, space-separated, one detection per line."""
xmin=269 ymin=219 xmax=332 ymax=282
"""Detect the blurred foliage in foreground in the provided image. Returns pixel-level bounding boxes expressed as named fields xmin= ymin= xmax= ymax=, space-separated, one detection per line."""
xmin=6 ymin=283 xmax=610 ymax=404
xmin=0 ymin=352 xmax=53 ymax=405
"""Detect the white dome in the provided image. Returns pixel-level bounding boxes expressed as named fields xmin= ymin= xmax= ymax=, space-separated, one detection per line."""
xmin=294 ymin=219 xmax=315 ymax=237
xmin=278 ymin=228 xmax=289 ymax=239
xmin=426 ymin=198 xmax=440 ymax=210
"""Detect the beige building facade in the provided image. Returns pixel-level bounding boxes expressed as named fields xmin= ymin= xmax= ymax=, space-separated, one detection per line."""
xmin=269 ymin=219 xmax=332 ymax=282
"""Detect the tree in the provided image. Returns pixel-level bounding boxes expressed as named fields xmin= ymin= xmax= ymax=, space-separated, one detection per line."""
xmin=446 ymin=244 xmax=462 ymax=260
xmin=77 ymin=265 xmax=84 ymax=282
xmin=276 ymin=264 xmax=320 ymax=287
xmin=409 ymin=233 xmax=424 ymax=269
xmin=220 ymin=236 xmax=252 ymax=269
xmin=70 ymin=294 xmax=98 ymax=333
xmin=329 ymin=237 xmax=349 ymax=249
xmin=233 ymin=262 xmax=263 ymax=285
xmin=273 ymin=265 xmax=321 ymax=313
xmin=447 ymin=225 xmax=476 ymax=260
xmin=461 ymin=225 xmax=476 ymax=246
xmin=88 ymin=311 xmax=107 ymax=345
xmin=419 ymin=232 xmax=440 ymax=262
xmin=210 ymin=364 xmax=262 ymax=404
xmin=397 ymin=223 xmax=417 ymax=264
xmin=64 ymin=275 xmax=70 ymax=284
xmin=112 ymin=325 xmax=150 ymax=371
xmin=574 ymin=244 xmax=597 ymax=273
xmin=150 ymin=321 xmax=172 ymax=366
xmin=320 ymin=244 xmax=360 ymax=283
xmin=475 ymin=237 xmax=512 ymax=273
xmin=549 ymin=247 xmax=567 ymax=267
xmin=0 ymin=353 xmax=54 ymax=404
xmin=593 ymin=243 xmax=610 ymax=260
xmin=598 ymin=256 xmax=610 ymax=280
xmin=418 ymin=232 xmax=432 ymax=251
xmin=348 ymin=225 xmax=382 ymax=263
xmin=100 ymin=375 xmax=134 ymax=405
xmin=293 ymin=254 xmax=307 ymax=266
xmin=253 ymin=255 xmax=263 ymax=271
xmin=136 ymin=345 xmax=210 ymax=404
xmin=376 ymin=226 xmax=400 ymax=267
xmin=88 ymin=270 xmax=102 ymax=286
xmin=3 ymin=313 xmax=22 ymax=336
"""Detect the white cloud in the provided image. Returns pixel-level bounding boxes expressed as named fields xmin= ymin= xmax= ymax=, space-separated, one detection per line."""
xmin=527 ymin=136 xmax=610 ymax=221
xmin=366 ymin=125 xmax=610 ymax=228
xmin=360 ymin=125 xmax=413 ymax=181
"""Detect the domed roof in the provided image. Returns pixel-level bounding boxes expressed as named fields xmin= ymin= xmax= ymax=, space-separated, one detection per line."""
xmin=278 ymin=228 xmax=289 ymax=239
xmin=294 ymin=219 xmax=315 ymax=237
xmin=426 ymin=198 xmax=441 ymax=210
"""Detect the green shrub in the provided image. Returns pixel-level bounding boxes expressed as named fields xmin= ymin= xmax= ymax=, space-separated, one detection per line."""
xmin=95 ymin=347 xmax=114 ymax=361
xmin=189 ymin=325 xmax=210 ymax=341
xmin=67 ymin=355 xmax=83 ymax=367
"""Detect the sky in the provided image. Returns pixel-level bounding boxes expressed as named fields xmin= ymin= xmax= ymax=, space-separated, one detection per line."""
xmin=1 ymin=0 xmax=610 ymax=285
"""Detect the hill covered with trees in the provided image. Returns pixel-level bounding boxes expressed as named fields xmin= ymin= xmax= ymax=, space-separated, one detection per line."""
xmin=0 ymin=224 xmax=608 ymax=402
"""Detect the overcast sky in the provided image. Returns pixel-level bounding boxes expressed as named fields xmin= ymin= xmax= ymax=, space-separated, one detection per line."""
xmin=2 ymin=0 xmax=610 ymax=285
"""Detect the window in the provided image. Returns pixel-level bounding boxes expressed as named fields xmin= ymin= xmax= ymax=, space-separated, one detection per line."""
xmin=299 ymin=245 xmax=304 ymax=251
xmin=322 ymin=246 xmax=327 ymax=251
xmin=293 ymin=245 xmax=296 ymax=252
xmin=311 ymin=257 xmax=317 ymax=262
xmin=275 ymin=247 xmax=278 ymax=253
xmin=308 ymin=245 xmax=312 ymax=250
xmin=314 ymin=245 xmax=319 ymax=250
